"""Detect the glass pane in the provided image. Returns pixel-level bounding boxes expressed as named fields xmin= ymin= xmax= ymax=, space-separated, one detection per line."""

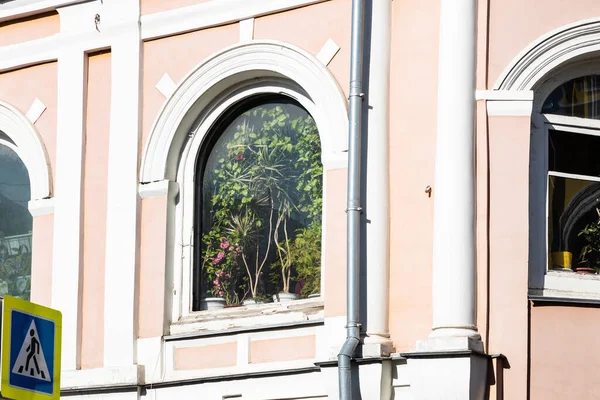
xmin=548 ymin=129 xmax=600 ymax=176
xmin=548 ymin=175 xmax=600 ymax=272
xmin=542 ymin=75 xmax=600 ymax=119
xmin=196 ymin=100 xmax=322 ymax=309
xmin=0 ymin=144 xmax=32 ymax=299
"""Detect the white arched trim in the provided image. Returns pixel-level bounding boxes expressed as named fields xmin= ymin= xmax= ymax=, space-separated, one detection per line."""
xmin=0 ymin=100 xmax=52 ymax=201
xmin=495 ymin=18 xmax=600 ymax=91
xmin=141 ymin=40 xmax=349 ymax=183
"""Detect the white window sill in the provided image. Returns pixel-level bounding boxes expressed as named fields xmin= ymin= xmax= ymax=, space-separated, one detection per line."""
xmin=170 ymin=298 xmax=324 ymax=336
xmin=531 ymin=269 xmax=600 ymax=301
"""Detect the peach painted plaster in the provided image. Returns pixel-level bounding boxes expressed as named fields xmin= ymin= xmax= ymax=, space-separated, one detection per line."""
xmin=175 ymin=342 xmax=237 ymax=370
xmin=30 ymin=214 xmax=54 ymax=307
xmin=0 ymin=12 xmax=59 ymax=47
xmin=141 ymin=0 xmax=212 ymax=16
xmin=323 ymin=168 xmax=347 ymax=318
xmin=387 ymin=0 xmax=439 ymax=352
xmin=250 ymin=335 xmax=315 ymax=364
xmin=488 ymin=0 xmax=600 ymax=88
xmin=0 ymin=63 xmax=58 ymax=189
xmin=487 ymin=116 xmax=530 ymax=399
xmin=80 ymin=52 xmax=112 ymax=370
xmin=254 ymin=0 xmax=351 ymax=98
xmin=141 ymin=23 xmax=238 ymax=156
xmin=138 ymin=196 xmax=168 ymax=338
xmin=531 ymin=306 xmax=600 ymax=400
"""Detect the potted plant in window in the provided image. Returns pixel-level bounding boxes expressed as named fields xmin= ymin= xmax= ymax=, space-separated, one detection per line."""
xmin=577 ymin=208 xmax=600 ymax=274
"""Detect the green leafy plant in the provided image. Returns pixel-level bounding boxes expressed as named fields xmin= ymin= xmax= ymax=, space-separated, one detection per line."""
xmin=578 ymin=207 xmax=600 ymax=271
xmin=201 ymin=102 xmax=323 ymax=303
xmin=0 ymin=234 xmax=31 ymax=300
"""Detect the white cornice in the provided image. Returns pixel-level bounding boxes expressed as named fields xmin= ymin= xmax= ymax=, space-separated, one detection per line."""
xmin=140 ymin=0 xmax=329 ymax=41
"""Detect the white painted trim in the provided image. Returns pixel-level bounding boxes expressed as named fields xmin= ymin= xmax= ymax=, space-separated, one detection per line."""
xmin=26 ymin=97 xmax=47 ymax=124
xmin=496 ymin=18 xmax=600 ymax=90
xmin=239 ymin=18 xmax=254 ymax=42
xmin=138 ymin=180 xmax=176 ymax=199
xmin=141 ymin=40 xmax=348 ymax=185
xmin=0 ymin=0 xmax=87 ymax=22
xmin=61 ymin=365 xmax=144 ymax=390
xmin=51 ymin=49 xmax=86 ymax=371
xmin=155 ymin=73 xmax=177 ymax=99
xmin=103 ymin=12 xmax=141 ymax=367
xmin=28 ymin=197 xmax=54 ymax=217
xmin=475 ymin=90 xmax=533 ymax=101
xmin=0 ymin=101 xmax=52 ymax=200
xmin=486 ymin=100 xmax=533 ymax=116
xmin=548 ymin=171 xmax=600 ymax=183
xmin=140 ymin=0 xmax=328 ymax=41
xmin=316 ymin=38 xmax=340 ymax=66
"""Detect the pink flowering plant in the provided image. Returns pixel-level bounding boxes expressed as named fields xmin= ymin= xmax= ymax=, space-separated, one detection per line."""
xmin=202 ymin=228 xmax=244 ymax=305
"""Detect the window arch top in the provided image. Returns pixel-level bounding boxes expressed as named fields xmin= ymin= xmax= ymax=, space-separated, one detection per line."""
xmin=542 ymin=75 xmax=600 ymax=119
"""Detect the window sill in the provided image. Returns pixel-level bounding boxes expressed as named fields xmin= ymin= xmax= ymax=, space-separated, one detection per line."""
xmin=170 ymin=298 xmax=324 ymax=336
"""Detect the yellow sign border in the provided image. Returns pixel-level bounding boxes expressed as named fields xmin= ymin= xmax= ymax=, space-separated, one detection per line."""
xmin=1 ymin=296 xmax=62 ymax=400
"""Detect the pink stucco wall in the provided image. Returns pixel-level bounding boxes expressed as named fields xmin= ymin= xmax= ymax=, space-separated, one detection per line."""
xmin=0 ymin=12 xmax=59 ymax=47
xmin=487 ymin=115 xmax=530 ymax=399
xmin=80 ymin=51 xmax=112 ymax=369
xmin=140 ymin=0 xmax=212 ymax=16
xmin=138 ymin=195 xmax=168 ymax=338
xmin=530 ymin=305 xmax=600 ymax=399
xmin=388 ymin=0 xmax=440 ymax=352
xmin=30 ymin=214 xmax=53 ymax=306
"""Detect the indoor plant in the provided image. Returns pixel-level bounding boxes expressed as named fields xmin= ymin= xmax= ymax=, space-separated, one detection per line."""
xmin=577 ymin=207 xmax=600 ymax=273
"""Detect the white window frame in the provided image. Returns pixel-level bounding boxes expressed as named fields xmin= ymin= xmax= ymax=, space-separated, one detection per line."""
xmin=530 ymin=61 xmax=600 ymax=300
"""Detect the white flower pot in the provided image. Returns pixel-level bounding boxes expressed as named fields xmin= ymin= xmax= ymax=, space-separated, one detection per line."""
xmin=202 ymin=297 xmax=226 ymax=310
xmin=273 ymin=292 xmax=300 ymax=302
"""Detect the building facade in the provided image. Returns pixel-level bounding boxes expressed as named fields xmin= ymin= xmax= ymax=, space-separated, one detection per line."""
xmin=0 ymin=0 xmax=599 ymax=398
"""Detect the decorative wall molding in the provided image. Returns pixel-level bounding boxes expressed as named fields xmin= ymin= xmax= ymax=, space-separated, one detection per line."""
xmin=495 ymin=18 xmax=600 ymax=90
xmin=140 ymin=0 xmax=329 ymax=41
xmin=239 ymin=18 xmax=254 ymax=42
xmin=316 ymin=38 xmax=340 ymax=66
xmin=155 ymin=73 xmax=177 ymax=99
xmin=0 ymin=0 xmax=87 ymax=22
xmin=28 ymin=197 xmax=54 ymax=217
xmin=0 ymin=100 xmax=52 ymax=200
xmin=141 ymin=40 xmax=348 ymax=184
xmin=486 ymin=100 xmax=533 ymax=117
xmin=26 ymin=97 xmax=47 ymax=124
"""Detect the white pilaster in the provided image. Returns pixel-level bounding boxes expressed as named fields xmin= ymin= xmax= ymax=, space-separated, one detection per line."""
xmin=103 ymin=2 xmax=141 ymax=367
xmin=52 ymin=48 xmax=86 ymax=370
xmin=364 ymin=0 xmax=392 ymax=351
xmin=429 ymin=0 xmax=480 ymax=340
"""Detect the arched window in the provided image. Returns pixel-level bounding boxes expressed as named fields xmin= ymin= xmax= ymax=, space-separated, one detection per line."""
xmin=0 ymin=137 xmax=32 ymax=300
xmin=193 ymin=96 xmax=323 ymax=310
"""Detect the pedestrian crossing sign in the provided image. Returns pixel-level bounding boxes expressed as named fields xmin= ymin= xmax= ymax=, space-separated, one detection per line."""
xmin=1 ymin=296 xmax=61 ymax=399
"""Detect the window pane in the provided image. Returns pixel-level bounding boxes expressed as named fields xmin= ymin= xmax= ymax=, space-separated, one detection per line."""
xmin=548 ymin=175 xmax=600 ymax=271
xmin=542 ymin=75 xmax=600 ymax=119
xmin=196 ymin=99 xmax=322 ymax=309
xmin=0 ymin=144 xmax=32 ymax=299
xmin=548 ymin=129 xmax=600 ymax=176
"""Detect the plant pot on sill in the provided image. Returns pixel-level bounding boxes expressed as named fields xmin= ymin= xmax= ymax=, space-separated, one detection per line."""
xmin=201 ymin=297 xmax=226 ymax=310
xmin=273 ymin=292 xmax=300 ymax=302
xmin=576 ymin=267 xmax=597 ymax=274
xmin=550 ymin=251 xmax=573 ymax=271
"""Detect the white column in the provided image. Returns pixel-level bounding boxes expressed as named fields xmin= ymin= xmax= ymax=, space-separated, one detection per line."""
xmin=364 ymin=0 xmax=393 ymax=351
xmin=430 ymin=0 xmax=479 ymax=340
xmin=103 ymin=8 xmax=141 ymax=366
xmin=52 ymin=49 xmax=86 ymax=370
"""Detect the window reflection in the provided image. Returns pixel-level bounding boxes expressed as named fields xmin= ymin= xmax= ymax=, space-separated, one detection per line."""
xmin=0 ymin=144 xmax=32 ymax=299
xmin=543 ymin=75 xmax=600 ymax=119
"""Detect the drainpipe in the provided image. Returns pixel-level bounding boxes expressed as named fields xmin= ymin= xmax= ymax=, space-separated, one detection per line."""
xmin=338 ymin=0 xmax=365 ymax=397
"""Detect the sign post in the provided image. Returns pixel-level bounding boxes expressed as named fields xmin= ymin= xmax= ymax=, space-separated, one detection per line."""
xmin=0 ymin=296 xmax=62 ymax=399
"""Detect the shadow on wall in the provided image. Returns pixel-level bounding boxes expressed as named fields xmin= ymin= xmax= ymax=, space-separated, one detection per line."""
xmin=486 ymin=355 xmax=510 ymax=400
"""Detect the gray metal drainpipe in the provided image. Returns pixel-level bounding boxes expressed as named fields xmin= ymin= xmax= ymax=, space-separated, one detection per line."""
xmin=338 ymin=0 xmax=365 ymax=398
